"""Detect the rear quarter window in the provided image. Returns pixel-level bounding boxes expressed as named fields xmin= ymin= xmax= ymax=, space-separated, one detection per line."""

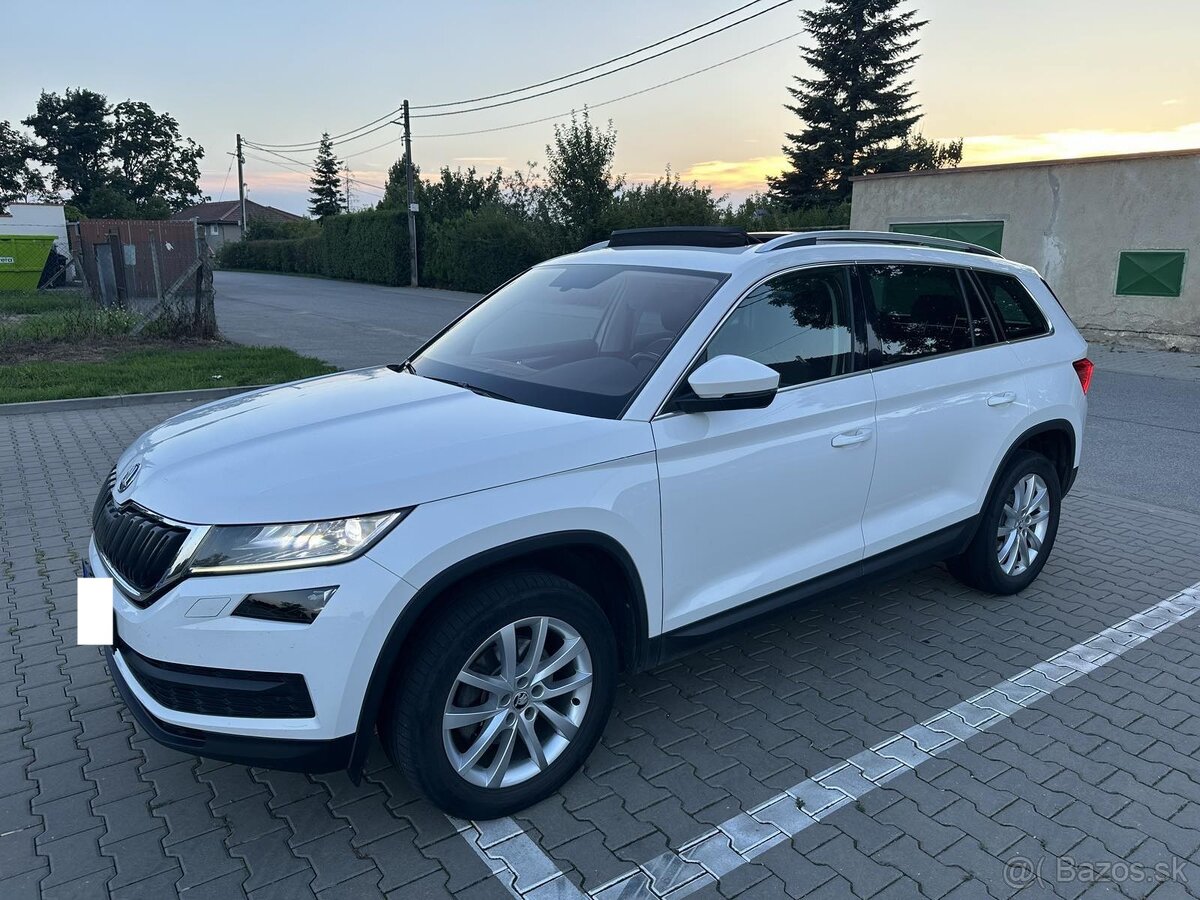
xmin=974 ymin=270 xmax=1050 ymax=340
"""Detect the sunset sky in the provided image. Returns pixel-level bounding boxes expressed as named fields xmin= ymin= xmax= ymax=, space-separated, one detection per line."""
xmin=4 ymin=0 xmax=1198 ymax=214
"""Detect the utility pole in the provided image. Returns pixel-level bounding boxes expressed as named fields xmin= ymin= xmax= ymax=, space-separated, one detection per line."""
xmin=235 ymin=134 xmax=247 ymax=238
xmin=402 ymin=100 xmax=418 ymax=287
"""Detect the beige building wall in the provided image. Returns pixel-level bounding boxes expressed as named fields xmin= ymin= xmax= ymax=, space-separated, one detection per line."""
xmin=850 ymin=150 xmax=1200 ymax=350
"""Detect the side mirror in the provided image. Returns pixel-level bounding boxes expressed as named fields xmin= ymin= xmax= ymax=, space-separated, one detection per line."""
xmin=673 ymin=355 xmax=780 ymax=413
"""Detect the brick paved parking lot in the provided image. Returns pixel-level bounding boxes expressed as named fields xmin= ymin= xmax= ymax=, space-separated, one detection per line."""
xmin=5 ymin=396 xmax=1200 ymax=899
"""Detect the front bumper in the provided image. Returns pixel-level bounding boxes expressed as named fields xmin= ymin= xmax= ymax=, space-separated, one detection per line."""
xmin=91 ymin=535 xmax=416 ymax=746
xmin=104 ymin=644 xmax=354 ymax=772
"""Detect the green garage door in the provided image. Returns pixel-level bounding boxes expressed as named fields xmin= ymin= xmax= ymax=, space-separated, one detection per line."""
xmin=890 ymin=221 xmax=1005 ymax=254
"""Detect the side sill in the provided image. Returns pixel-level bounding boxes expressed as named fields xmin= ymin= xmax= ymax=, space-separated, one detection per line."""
xmin=649 ymin=516 xmax=979 ymax=666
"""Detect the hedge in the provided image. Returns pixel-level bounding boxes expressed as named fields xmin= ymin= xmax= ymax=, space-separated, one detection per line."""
xmin=423 ymin=208 xmax=565 ymax=294
xmin=219 ymin=209 xmax=416 ymax=286
xmin=219 ymin=201 xmax=851 ymax=295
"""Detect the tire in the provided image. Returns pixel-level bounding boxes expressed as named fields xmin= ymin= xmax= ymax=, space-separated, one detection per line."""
xmin=948 ymin=450 xmax=1061 ymax=595
xmin=380 ymin=570 xmax=617 ymax=819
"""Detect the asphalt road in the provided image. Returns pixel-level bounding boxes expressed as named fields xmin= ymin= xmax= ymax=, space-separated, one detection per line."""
xmin=1076 ymin=368 xmax=1200 ymax=513
xmin=213 ymin=270 xmax=1200 ymax=515
xmin=213 ymin=270 xmax=475 ymax=369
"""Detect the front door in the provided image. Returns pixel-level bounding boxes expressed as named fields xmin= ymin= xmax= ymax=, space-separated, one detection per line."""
xmin=652 ymin=265 xmax=878 ymax=633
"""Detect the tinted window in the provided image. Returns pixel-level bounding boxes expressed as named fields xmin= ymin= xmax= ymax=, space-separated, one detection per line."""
xmin=966 ymin=284 xmax=999 ymax=347
xmin=704 ymin=266 xmax=854 ymax=388
xmin=411 ymin=264 xmax=724 ymax=419
xmin=974 ymin=270 xmax=1050 ymax=339
xmin=862 ymin=264 xmax=972 ymax=363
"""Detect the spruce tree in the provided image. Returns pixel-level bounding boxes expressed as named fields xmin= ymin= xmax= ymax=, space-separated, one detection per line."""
xmin=769 ymin=0 xmax=961 ymax=208
xmin=309 ymin=133 xmax=345 ymax=217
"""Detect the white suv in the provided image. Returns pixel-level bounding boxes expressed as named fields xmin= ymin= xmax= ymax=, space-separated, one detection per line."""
xmin=90 ymin=228 xmax=1091 ymax=818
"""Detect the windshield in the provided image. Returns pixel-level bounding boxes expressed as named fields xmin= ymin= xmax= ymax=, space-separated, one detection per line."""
xmin=408 ymin=263 xmax=726 ymax=418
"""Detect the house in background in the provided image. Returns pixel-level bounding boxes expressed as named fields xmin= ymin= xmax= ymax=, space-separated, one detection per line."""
xmin=850 ymin=147 xmax=1200 ymax=351
xmin=172 ymin=199 xmax=306 ymax=253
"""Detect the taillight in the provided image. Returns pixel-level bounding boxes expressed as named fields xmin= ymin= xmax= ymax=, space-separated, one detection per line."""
xmin=1073 ymin=357 xmax=1094 ymax=394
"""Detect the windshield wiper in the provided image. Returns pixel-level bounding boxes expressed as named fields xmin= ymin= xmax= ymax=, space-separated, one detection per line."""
xmin=402 ymin=368 xmax=515 ymax=403
xmin=449 ymin=380 xmax=516 ymax=403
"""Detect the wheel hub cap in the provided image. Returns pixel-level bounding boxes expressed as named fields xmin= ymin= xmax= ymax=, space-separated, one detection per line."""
xmin=996 ymin=473 xmax=1051 ymax=577
xmin=442 ymin=616 xmax=594 ymax=789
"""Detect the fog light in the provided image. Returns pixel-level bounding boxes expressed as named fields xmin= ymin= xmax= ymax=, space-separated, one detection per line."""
xmin=232 ymin=586 xmax=338 ymax=624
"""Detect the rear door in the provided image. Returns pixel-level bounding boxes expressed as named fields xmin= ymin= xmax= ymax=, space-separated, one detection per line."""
xmin=859 ymin=262 xmax=1027 ymax=556
xmin=653 ymin=265 xmax=878 ymax=632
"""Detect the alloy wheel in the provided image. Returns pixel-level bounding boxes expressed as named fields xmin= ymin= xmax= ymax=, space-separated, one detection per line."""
xmin=996 ymin=473 xmax=1051 ymax=577
xmin=442 ymin=616 xmax=594 ymax=788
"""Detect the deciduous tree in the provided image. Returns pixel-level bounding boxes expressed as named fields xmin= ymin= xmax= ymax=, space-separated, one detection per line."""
xmin=22 ymin=88 xmax=205 ymax=217
xmin=0 ymin=121 xmax=46 ymax=212
xmin=544 ymin=110 xmax=622 ymax=243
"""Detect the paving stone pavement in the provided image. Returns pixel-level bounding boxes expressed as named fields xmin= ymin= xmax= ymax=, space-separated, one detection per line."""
xmin=4 ymin=400 xmax=1200 ymax=899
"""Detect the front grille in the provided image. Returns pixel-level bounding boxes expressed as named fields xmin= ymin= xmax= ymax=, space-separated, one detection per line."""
xmin=92 ymin=471 xmax=189 ymax=601
xmin=117 ymin=636 xmax=315 ymax=719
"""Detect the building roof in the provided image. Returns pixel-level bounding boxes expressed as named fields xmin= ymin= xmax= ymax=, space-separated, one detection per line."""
xmin=852 ymin=146 xmax=1200 ymax=182
xmin=171 ymin=199 xmax=306 ymax=225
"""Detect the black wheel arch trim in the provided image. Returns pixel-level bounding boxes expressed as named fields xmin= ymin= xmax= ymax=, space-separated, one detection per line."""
xmin=991 ymin=418 xmax=1077 ymax=497
xmin=347 ymin=530 xmax=650 ymax=778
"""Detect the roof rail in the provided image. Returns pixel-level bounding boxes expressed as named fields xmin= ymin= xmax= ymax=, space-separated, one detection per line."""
xmin=608 ymin=226 xmax=753 ymax=248
xmin=753 ymin=229 xmax=1004 ymax=258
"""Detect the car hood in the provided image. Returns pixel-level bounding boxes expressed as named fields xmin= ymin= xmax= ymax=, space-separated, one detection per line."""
xmin=114 ymin=367 xmax=653 ymax=524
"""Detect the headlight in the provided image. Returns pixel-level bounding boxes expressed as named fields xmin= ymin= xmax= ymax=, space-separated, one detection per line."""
xmin=189 ymin=510 xmax=409 ymax=574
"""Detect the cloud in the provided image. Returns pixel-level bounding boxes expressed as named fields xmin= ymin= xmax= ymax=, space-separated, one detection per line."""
xmin=1162 ymin=98 xmax=1183 ymax=106
xmin=961 ymin=122 xmax=1200 ymax=165
xmin=676 ymin=156 xmax=788 ymax=192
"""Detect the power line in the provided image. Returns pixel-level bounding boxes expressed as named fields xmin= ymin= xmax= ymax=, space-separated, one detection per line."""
xmin=216 ymin=155 xmax=234 ymax=202
xmin=415 ymin=31 xmax=803 ymax=140
xmin=409 ymin=0 xmax=794 ymax=120
xmin=247 ymin=0 xmax=794 ymax=151
xmin=411 ymin=0 xmax=769 ymax=111
xmin=319 ymin=30 xmax=800 ymax=164
xmin=244 ymin=147 xmax=389 ymax=192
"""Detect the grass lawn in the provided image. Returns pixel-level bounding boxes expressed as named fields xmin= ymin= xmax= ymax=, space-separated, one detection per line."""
xmin=1 ymin=288 xmax=336 ymax=404
xmin=0 ymin=345 xmax=335 ymax=404
xmin=0 ymin=289 xmax=88 ymax=315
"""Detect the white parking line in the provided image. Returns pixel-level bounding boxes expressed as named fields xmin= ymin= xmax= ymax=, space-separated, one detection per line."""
xmin=456 ymin=815 xmax=584 ymax=897
xmin=466 ymin=580 xmax=1200 ymax=898
xmin=579 ymin=582 xmax=1200 ymax=898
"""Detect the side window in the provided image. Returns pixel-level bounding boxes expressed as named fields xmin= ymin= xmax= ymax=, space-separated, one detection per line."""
xmin=704 ymin=266 xmax=854 ymax=388
xmin=965 ymin=283 xmax=999 ymax=347
xmin=974 ymin=270 xmax=1050 ymax=339
xmin=862 ymin=264 xmax=973 ymax=364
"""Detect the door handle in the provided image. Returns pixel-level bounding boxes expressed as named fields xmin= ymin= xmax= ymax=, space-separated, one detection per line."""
xmin=986 ymin=391 xmax=1017 ymax=407
xmin=831 ymin=428 xmax=872 ymax=448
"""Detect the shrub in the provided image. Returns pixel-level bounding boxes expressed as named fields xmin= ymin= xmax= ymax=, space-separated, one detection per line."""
xmin=424 ymin=208 xmax=562 ymax=294
xmin=606 ymin=172 xmax=721 ymax=231
xmin=218 ymin=210 xmax=415 ymax=286
xmin=244 ymin=218 xmax=319 ymax=241
xmin=721 ymin=194 xmax=851 ymax=231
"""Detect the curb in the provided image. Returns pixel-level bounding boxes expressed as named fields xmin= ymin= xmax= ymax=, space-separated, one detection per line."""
xmin=0 ymin=384 xmax=266 ymax=417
